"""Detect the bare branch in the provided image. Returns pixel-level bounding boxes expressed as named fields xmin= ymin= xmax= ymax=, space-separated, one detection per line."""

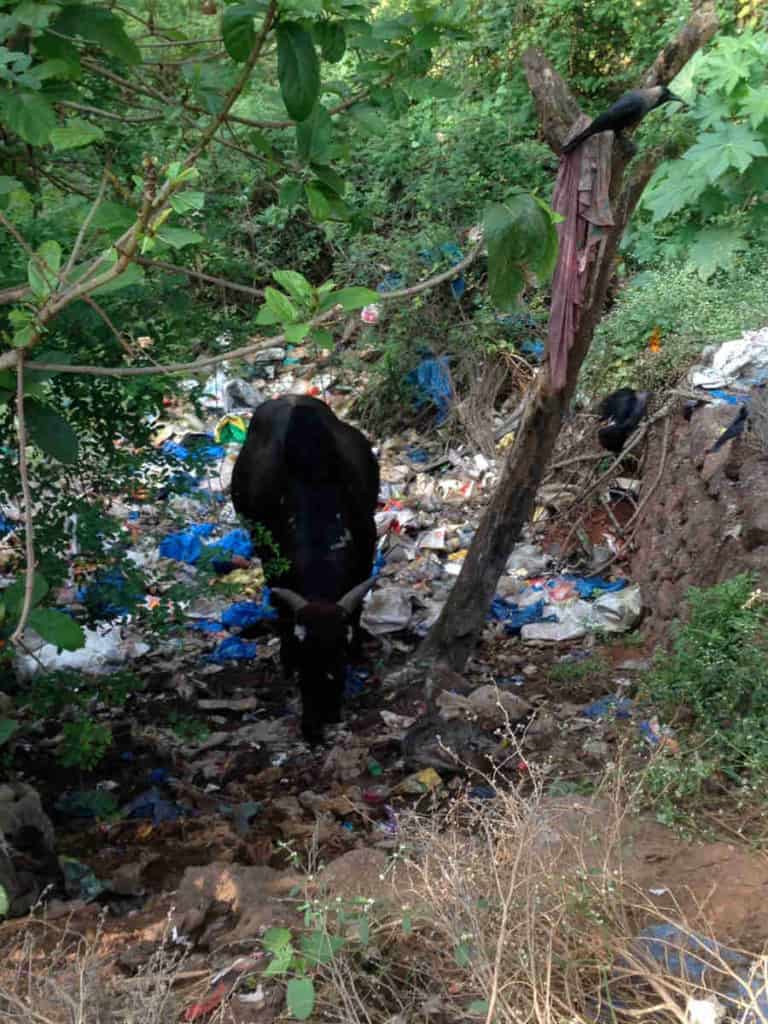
xmin=24 ymin=307 xmax=341 ymax=378
xmin=641 ymin=0 xmax=719 ymax=87
xmin=65 ymin=166 xmax=109 ymax=276
xmin=135 ymin=256 xmax=265 ymax=298
xmin=378 ymin=244 xmax=482 ymax=302
xmin=56 ymin=100 xmax=162 ymax=124
xmin=10 ymin=354 xmax=36 ymax=646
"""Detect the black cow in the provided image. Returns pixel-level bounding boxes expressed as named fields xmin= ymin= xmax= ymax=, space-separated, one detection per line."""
xmin=230 ymin=395 xmax=379 ymax=745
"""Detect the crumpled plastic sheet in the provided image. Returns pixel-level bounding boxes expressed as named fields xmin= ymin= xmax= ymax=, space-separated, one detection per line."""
xmin=629 ymin=923 xmax=768 ymax=1020
xmin=221 ymin=591 xmax=277 ymax=629
xmin=159 ymin=524 xmax=251 ymax=565
xmin=489 ymin=597 xmax=558 ymax=634
xmin=205 ymin=636 xmax=258 ymax=663
xmin=690 ymin=328 xmax=768 ymax=390
xmin=581 ymin=696 xmax=634 ymax=720
xmin=76 ymin=568 xmax=137 ymax=618
xmin=408 ymin=356 xmax=453 ymax=425
xmin=122 ymin=786 xmax=188 ymax=824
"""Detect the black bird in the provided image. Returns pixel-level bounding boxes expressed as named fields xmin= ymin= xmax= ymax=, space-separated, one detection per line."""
xmin=683 ymin=399 xmax=707 ymax=422
xmin=596 ymin=387 xmax=650 ymax=454
xmin=707 ymin=405 xmax=748 ymax=454
xmin=562 ymin=86 xmax=686 ymax=155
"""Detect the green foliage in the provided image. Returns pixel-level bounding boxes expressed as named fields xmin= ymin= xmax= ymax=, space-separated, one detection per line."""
xmin=644 ymin=575 xmax=768 ymax=785
xmin=277 ymin=22 xmax=321 ymax=122
xmin=0 ymin=569 xmax=85 ymax=652
xmin=639 ymin=30 xmax=768 ymax=279
xmin=483 ymin=192 xmax=558 ymax=311
xmin=582 ymin=247 xmax=768 ymax=394
xmin=58 ymin=720 xmax=112 ymax=771
xmin=0 ymin=883 xmax=8 ymax=919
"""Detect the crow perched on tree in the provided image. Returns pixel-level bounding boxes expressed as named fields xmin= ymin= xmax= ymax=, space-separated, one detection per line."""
xmin=596 ymin=388 xmax=650 ymax=453
xmin=562 ymin=86 xmax=686 ymax=154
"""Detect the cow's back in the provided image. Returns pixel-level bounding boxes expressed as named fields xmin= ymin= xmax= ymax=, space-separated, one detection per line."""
xmin=231 ymin=396 xmax=378 ymax=599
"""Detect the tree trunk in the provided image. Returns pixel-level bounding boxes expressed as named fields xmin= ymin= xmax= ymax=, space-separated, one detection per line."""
xmin=419 ymin=1 xmax=718 ymax=671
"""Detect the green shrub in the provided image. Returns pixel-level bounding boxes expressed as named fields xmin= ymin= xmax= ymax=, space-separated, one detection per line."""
xmin=643 ymin=575 xmax=768 ymax=783
xmin=582 ymin=247 xmax=768 ymax=395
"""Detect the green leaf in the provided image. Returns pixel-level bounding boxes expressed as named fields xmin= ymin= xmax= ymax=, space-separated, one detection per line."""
xmin=282 ymin=322 xmax=308 ymax=343
xmin=740 ymin=86 xmax=768 ymax=129
xmin=326 ymin=286 xmax=379 ymax=311
xmin=52 ymin=5 xmax=141 ymax=65
xmin=169 ymin=191 xmax=206 ymax=214
xmin=264 ymin=286 xmax=298 ymax=322
xmin=305 ymin=181 xmax=331 ymax=221
xmin=296 ymin=103 xmax=332 ymax=164
xmin=643 ymin=160 xmax=709 ymax=221
xmin=483 ymin=194 xmax=554 ymax=311
xmin=90 ymin=201 xmax=136 ymax=232
xmin=305 ymin=180 xmax=350 ymax=222
xmin=349 ymin=103 xmax=385 ymax=135
xmin=310 ymin=162 xmax=345 ymax=195
xmin=273 ymin=270 xmax=313 ymax=303
xmin=686 ymin=123 xmax=768 ymax=181
xmin=277 ymin=22 xmax=320 ymax=122
xmin=263 ymin=944 xmax=293 ymax=976
xmin=50 ymin=119 xmax=105 ymax=151
xmin=454 ymin=941 xmax=472 ymax=967
xmin=279 ymin=176 xmax=303 ymax=208
xmin=35 ymin=30 xmax=81 ymax=73
xmin=0 ymin=720 xmax=18 ymax=748
xmin=688 ymin=225 xmax=747 ymax=280
xmin=221 ymin=4 xmax=256 ymax=62
xmin=90 ymin=261 xmax=144 ymax=296
xmin=4 ymin=572 xmax=49 ymax=620
xmin=28 ymin=608 xmax=85 ymax=651
xmin=315 ymin=21 xmax=346 ymax=63
xmin=286 ymin=977 xmax=315 ymax=1020
xmin=27 ymin=240 xmax=62 ymax=299
xmin=15 ymin=2 xmax=58 ymax=29
xmin=0 ymin=883 xmax=8 ymax=919
xmin=3 ymin=91 xmax=56 ymax=145
xmin=155 ymin=226 xmax=205 ymax=250
xmin=256 ymin=305 xmax=280 ymax=325
xmin=413 ymin=26 xmax=440 ymax=48
xmin=25 ymin=399 xmax=79 ymax=464
xmin=467 ymin=1000 xmax=490 ymax=1015
xmin=263 ymin=927 xmax=293 ymax=952
xmin=300 ymin=930 xmax=345 ymax=966
xmin=309 ymin=327 xmax=334 ymax=348
xmin=0 ymin=175 xmax=22 ymax=195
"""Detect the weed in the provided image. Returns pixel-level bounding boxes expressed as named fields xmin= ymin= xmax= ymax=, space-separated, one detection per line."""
xmin=639 ymin=575 xmax=768 ymax=815
xmin=58 ymin=721 xmax=112 ymax=771
xmin=549 ymin=653 xmax=609 ymax=684
xmin=166 ymin=713 xmax=210 ymax=744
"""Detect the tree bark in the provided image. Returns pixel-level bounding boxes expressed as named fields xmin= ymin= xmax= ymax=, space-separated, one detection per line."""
xmin=419 ymin=0 xmax=719 ymax=671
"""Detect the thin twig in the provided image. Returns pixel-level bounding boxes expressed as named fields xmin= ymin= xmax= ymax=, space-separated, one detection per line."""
xmin=623 ymin=415 xmax=671 ymax=532
xmin=10 ymin=353 xmax=36 ymax=646
xmin=135 ymin=256 xmax=264 ymax=298
xmin=56 ymin=100 xmax=162 ymax=124
xmin=65 ymin=167 xmax=109 ymax=276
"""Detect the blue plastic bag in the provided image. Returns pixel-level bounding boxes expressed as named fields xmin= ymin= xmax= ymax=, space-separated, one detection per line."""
xmin=206 ymin=636 xmax=258 ymax=662
xmin=222 ymin=595 xmax=277 ymax=629
xmin=489 ymin=597 xmax=558 ymax=634
xmin=408 ymin=356 xmax=453 ymax=425
xmin=212 ymin=528 xmax=252 ymax=559
xmin=159 ymin=530 xmax=203 ymax=564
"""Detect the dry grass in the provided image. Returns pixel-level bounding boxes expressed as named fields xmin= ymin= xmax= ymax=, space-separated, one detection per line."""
xmin=2 ymin=762 xmax=768 ymax=1023
xmin=315 ymin=763 xmax=768 ymax=1024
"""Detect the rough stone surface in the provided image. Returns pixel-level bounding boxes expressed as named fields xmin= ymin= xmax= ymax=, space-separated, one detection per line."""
xmin=631 ymin=403 xmax=768 ymax=644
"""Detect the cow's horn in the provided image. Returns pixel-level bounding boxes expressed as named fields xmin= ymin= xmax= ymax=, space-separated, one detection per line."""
xmin=338 ymin=576 xmax=376 ymax=613
xmin=271 ymin=588 xmax=308 ymax=613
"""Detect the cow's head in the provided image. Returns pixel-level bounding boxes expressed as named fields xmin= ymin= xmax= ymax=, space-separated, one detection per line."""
xmin=271 ymin=577 xmax=376 ymax=744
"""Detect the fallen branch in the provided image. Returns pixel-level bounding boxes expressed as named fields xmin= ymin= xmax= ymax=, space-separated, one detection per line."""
xmin=10 ymin=353 xmax=36 ymax=646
